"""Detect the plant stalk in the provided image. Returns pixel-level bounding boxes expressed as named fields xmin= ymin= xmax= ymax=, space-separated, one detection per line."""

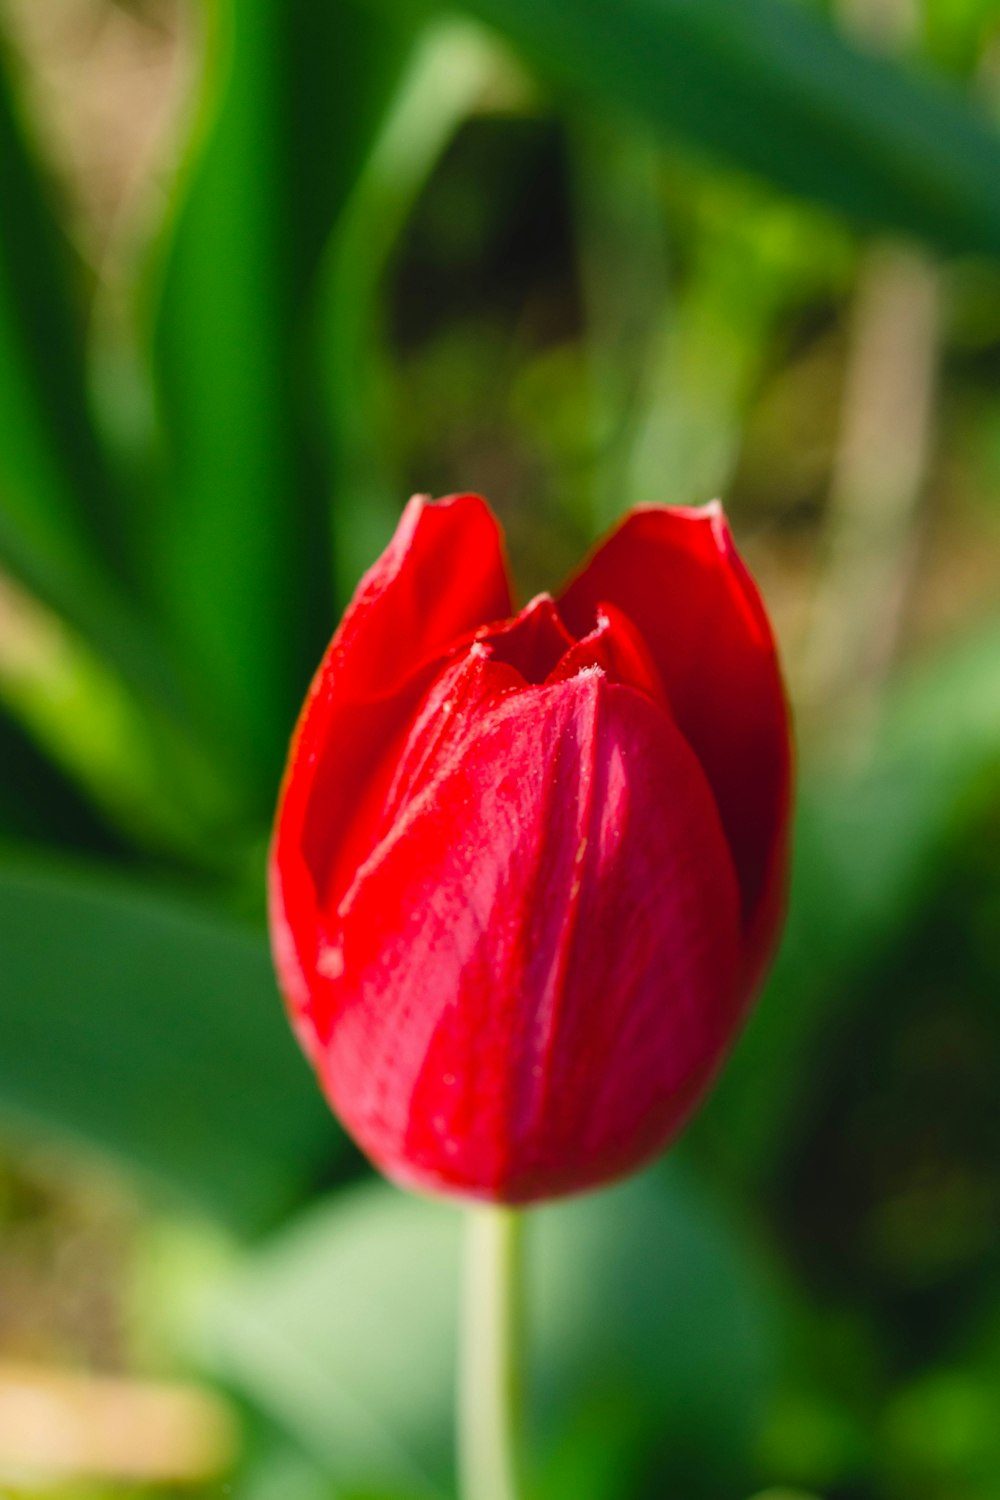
xmin=458 ymin=1205 xmax=525 ymax=1500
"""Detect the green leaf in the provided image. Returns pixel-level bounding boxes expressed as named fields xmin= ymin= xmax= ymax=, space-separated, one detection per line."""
xmin=321 ymin=19 xmax=508 ymax=601
xmin=0 ymin=858 xmax=336 ymax=1231
xmin=0 ymin=707 xmax=125 ymax=857
xmin=424 ymin=0 xmax=1000 ymax=257
xmin=923 ymin=0 xmax=1000 ymax=78
xmin=746 ymin=1492 xmax=824 ymax=1500
xmin=237 ymin=1439 xmax=354 ymax=1500
xmin=0 ymin=35 xmax=133 ymax=609
xmin=148 ymin=0 xmax=415 ymax=799
xmin=0 ymin=41 xmax=258 ymax=843
xmin=0 ymin=36 xmax=172 ymax=686
xmin=200 ymin=1166 xmax=779 ymax=1494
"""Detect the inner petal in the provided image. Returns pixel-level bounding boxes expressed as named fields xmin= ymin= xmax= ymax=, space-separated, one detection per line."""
xmin=549 ymin=601 xmax=669 ymax=709
xmin=480 ymin=594 xmax=577 ymax=684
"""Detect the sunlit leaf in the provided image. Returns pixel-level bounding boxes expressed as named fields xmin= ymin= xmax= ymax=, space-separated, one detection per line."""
xmin=0 ymin=707 xmax=124 ymax=857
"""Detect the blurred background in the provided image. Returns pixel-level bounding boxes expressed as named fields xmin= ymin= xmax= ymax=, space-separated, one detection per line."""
xmin=2 ymin=0 xmax=1000 ymax=1496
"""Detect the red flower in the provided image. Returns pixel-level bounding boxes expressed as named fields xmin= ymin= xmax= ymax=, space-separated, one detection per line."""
xmin=269 ymin=494 xmax=791 ymax=1203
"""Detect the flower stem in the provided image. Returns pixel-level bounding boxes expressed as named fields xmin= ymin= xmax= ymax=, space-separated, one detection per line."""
xmin=458 ymin=1205 xmax=525 ymax=1500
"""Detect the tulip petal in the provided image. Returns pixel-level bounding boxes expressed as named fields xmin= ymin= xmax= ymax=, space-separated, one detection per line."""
xmin=318 ymin=673 xmax=743 ymax=1203
xmin=328 ymin=493 xmax=513 ymax=700
xmin=372 ymin=644 xmax=523 ymax=842
xmin=481 ymin=594 xmax=576 ymax=683
xmin=559 ymin=504 xmax=791 ymax=981
xmin=269 ymin=495 xmax=512 ymax=1056
xmin=548 ymin=601 xmax=667 ymax=708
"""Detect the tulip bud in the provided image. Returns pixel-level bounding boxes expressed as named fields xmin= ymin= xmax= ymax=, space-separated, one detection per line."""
xmin=269 ymin=494 xmax=791 ymax=1203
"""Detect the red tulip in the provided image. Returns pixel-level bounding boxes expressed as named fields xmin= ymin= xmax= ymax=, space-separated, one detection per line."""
xmin=269 ymin=494 xmax=791 ymax=1203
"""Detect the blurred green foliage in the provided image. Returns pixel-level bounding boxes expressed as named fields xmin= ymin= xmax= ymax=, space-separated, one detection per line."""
xmin=1 ymin=0 xmax=1000 ymax=1496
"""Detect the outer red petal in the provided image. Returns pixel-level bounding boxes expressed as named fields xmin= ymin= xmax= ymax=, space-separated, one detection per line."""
xmin=314 ymin=672 xmax=743 ymax=1204
xmin=559 ymin=504 xmax=791 ymax=984
xmin=269 ymin=494 xmax=512 ymax=1061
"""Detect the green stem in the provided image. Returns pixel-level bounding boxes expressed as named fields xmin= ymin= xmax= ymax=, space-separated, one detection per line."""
xmin=458 ymin=1205 xmax=525 ymax=1500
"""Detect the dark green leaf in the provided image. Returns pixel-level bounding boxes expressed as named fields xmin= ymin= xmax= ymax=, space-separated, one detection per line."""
xmin=423 ymin=0 xmax=1000 ymax=257
xmin=0 ymin=35 xmax=176 ymax=688
xmin=0 ymin=34 xmax=134 ymax=604
xmin=0 ymin=857 xmax=336 ymax=1230
xmin=148 ymin=0 xmax=414 ymax=799
xmin=0 ymin=40 xmax=258 ymax=841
